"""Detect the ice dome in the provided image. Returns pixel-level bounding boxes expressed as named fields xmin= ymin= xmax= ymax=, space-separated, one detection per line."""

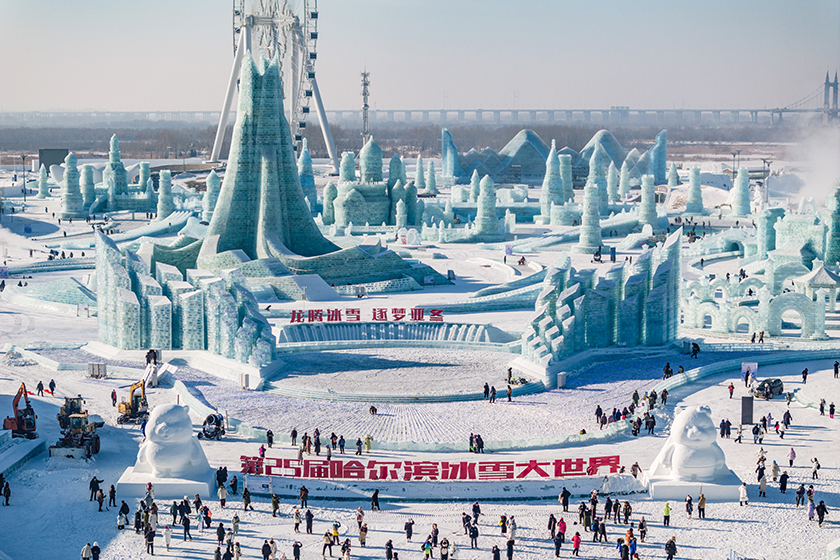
xmin=359 ymin=136 xmax=383 ymax=183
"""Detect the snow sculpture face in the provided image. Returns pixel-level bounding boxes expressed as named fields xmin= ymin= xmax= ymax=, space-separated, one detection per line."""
xmin=670 ymin=405 xmax=716 ymax=449
xmin=145 ymin=404 xmax=192 ymax=444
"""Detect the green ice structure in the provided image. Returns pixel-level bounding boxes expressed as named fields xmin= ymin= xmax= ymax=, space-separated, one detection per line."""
xmin=59 ymin=153 xmax=85 ymax=219
xmin=37 ymin=164 xmax=50 ymax=198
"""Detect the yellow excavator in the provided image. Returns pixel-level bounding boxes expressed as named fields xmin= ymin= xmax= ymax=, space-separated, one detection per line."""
xmin=117 ymin=380 xmax=149 ymax=425
xmin=50 ymin=396 xmax=101 ymax=459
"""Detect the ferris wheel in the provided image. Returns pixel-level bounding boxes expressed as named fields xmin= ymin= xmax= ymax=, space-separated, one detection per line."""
xmin=210 ymin=0 xmax=340 ymax=173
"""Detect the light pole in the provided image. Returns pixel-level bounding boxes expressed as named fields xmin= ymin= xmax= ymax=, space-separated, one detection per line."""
xmin=761 ymin=159 xmax=772 ymax=203
xmin=19 ymin=155 xmax=27 ymax=204
xmin=731 ymin=152 xmax=737 ymax=189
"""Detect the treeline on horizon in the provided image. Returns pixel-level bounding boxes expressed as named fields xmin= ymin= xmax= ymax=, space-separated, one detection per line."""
xmin=0 ymin=121 xmax=818 ymax=161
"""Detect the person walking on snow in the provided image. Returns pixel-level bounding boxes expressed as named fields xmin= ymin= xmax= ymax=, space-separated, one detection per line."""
xmin=787 ymin=447 xmax=796 ymax=467
xmin=728 ymin=383 xmax=734 ymax=398
xmin=739 ymin=482 xmax=749 ymax=506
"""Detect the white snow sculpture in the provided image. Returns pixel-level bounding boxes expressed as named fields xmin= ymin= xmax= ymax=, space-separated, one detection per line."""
xmin=646 ymin=405 xmax=741 ymax=500
xmin=134 ymin=404 xmax=211 ymax=479
xmin=648 ymin=406 xmax=726 ymax=481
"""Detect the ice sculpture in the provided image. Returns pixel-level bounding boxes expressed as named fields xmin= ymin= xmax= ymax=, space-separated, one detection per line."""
xmin=359 ymin=137 xmax=383 ymax=184
xmin=405 ymin=181 xmax=418 ymax=226
xmin=322 ymin=181 xmax=337 ymax=225
xmin=638 ymin=175 xmax=657 ymax=229
xmin=539 ymin=140 xmax=564 ymax=221
xmin=825 ymin=187 xmax=840 ymax=265
xmin=646 ymin=405 xmax=741 ymax=500
xmin=81 ymin=164 xmax=95 ymax=209
xmin=685 ymin=167 xmax=704 ymax=214
xmin=588 ymin=146 xmax=609 ymax=211
xmin=667 ymin=163 xmax=680 ymax=187
xmin=297 ymin=139 xmax=317 ymax=211
xmin=469 ymin=170 xmax=480 ymax=202
xmin=60 ymin=153 xmax=85 ymax=218
xmin=441 ymin=128 xmax=465 ymax=181
xmin=387 ymin=154 xmax=406 ymax=193
xmin=475 ymin=175 xmax=498 ymax=235
xmin=577 ymin=156 xmax=602 ymax=252
xmin=390 ymin=180 xmax=406 ymax=224
xmin=138 ymin=162 xmax=151 ymax=194
xmin=36 ymin=164 xmax=49 ymax=198
xmin=201 ymin=170 xmax=221 ymax=223
xmin=730 ymin=168 xmax=751 ymax=217
xmin=618 ymin=160 xmax=631 ymax=199
xmin=607 ymin=161 xmax=619 ymax=203
xmin=104 ymin=135 xmax=128 ymax=208
xmin=414 ymin=155 xmax=426 ymax=192
xmin=118 ymin=404 xmax=214 ymax=499
xmin=426 ymin=161 xmax=438 ymax=194
xmin=156 ymin=170 xmax=175 ymax=221
xmin=559 ymin=154 xmax=574 ymax=203
xmin=340 ymin=152 xmax=356 ymax=183
xmin=395 ymin=198 xmax=407 ymax=228
xmin=649 ymin=130 xmax=667 ymax=185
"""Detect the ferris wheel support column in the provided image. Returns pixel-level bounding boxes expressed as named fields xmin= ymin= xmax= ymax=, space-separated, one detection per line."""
xmin=210 ymin=26 xmax=250 ymax=163
xmin=310 ymin=75 xmax=340 ymax=174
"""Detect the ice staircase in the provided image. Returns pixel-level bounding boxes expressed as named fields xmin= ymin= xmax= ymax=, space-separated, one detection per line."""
xmin=0 ymin=430 xmax=46 ymax=476
xmin=278 ymin=322 xmax=496 ymax=344
xmin=263 ymin=379 xmax=546 ymax=404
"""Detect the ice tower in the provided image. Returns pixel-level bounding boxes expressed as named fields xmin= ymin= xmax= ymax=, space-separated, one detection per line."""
xmin=36 ymin=164 xmax=49 ymax=198
xmin=426 ymin=161 xmax=438 ymax=194
xmin=414 ymin=155 xmax=426 ymax=192
xmin=156 ymin=170 xmax=175 ymax=221
xmin=649 ymin=130 xmax=667 ymax=185
xmin=685 ymin=167 xmax=704 ymax=214
xmin=475 ymin=175 xmax=499 ymax=236
xmin=730 ymin=168 xmax=751 ymax=217
xmin=639 ymin=175 xmax=657 ymax=229
xmin=201 ymin=170 xmax=221 ymax=223
xmin=559 ymin=154 xmax=574 ymax=203
xmin=469 ymin=170 xmax=480 ymax=203
xmin=359 ymin=137 xmax=383 ymax=184
xmin=297 ymin=139 xmax=317 ymax=212
xmin=81 ymin=164 xmax=96 ymax=210
xmin=607 ymin=162 xmax=619 ymax=203
xmin=576 ymin=165 xmax=602 ymax=253
xmin=60 ymin=153 xmax=84 ymax=218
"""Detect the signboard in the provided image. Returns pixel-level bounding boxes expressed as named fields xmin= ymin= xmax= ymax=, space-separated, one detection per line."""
xmin=290 ymin=307 xmax=443 ymax=324
xmin=240 ymin=454 xmax=621 ymax=481
xmin=0 ymin=267 xmax=7 ymax=279
xmin=741 ymin=362 xmax=758 ymax=381
xmin=504 ymin=245 xmax=514 ymax=256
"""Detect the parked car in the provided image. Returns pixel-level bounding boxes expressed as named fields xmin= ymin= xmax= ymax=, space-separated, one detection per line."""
xmin=755 ymin=378 xmax=784 ymax=400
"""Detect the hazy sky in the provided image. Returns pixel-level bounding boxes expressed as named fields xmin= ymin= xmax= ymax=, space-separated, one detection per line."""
xmin=1 ymin=0 xmax=838 ymax=113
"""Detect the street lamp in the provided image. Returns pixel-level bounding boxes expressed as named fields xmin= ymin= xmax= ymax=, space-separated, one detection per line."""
xmin=19 ymin=154 xmax=27 ymax=204
xmin=731 ymin=151 xmax=737 ymax=188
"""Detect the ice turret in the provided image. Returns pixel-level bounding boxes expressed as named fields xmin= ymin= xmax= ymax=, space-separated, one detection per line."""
xmin=297 ymin=139 xmax=317 ymax=212
xmin=576 ymin=168 xmax=602 ymax=252
xmin=587 ymin=146 xmax=609 ymax=214
xmin=110 ymin=134 xmax=120 ymax=164
xmin=359 ymin=136 xmax=383 ymax=183
xmin=390 ymin=180 xmax=406 ymax=225
xmin=730 ymin=168 xmax=751 ymax=217
xmin=441 ymin=128 xmax=464 ymax=180
xmin=36 ymin=164 xmax=49 ymax=198
xmin=667 ymin=163 xmax=680 ymax=187
xmin=685 ymin=167 xmax=704 ymax=214
xmin=81 ymin=164 xmax=95 ymax=209
xmin=618 ymin=159 xmax=631 ymax=199
xmin=405 ymin=181 xmax=418 ymax=226
xmin=60 ymin=153 xmax=84 ymax=218
xmin=395 ymin=199 xmax=407 ymax=229
xmin=607 ymin=161 xmax=619 ymax=203
xmin=559 ymin=154 xmax=574 ymax=203
xmin=639 ymin=174 xmax=657 ymax=229
xmin=339 ymin=152 xmax=356 ymax=183
xmin=156 ymin=170 xmax=175 ymax=221
xmin=649 ymin=130 xmax=667 ymax=185
xmin=540 ymin=140 xmax=564 ymax=221
xmin=475 ymin=175 xmax=498 ymax=235
xmin=145 ymin=176 xmax=155 ymax=207
xmin=202 ymin=170 xmax=221 ymax=222
xmin=387 ymin=154 xmax=406 ymax=194
xmin=103 ymin=134 xmax=128 ymax=207
xmin=469 ymin=170 xmax=480 ymax=203
xmin=414 ymin=155 xmax=426 ymax=192
xmin=426 ymin=161 xmax=438 ymax=194
xmin=138 ymin=162 xmax=151 ymax=193
xmin=322 ymin=181 xmax=337 ymax=225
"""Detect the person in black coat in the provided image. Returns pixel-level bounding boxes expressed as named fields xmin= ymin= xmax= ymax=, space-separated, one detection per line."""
xmin=560 ymin=487 xmax=571 ymax=512
xmin=404 ymin=518 xmax=415 ymax=541
xmin=492 ymin=545 xmax=501 ymax=560
xmin=469 ymin=524 xmax=479 ymax=548
xmin=553 ymin=533 xmax=563 ymax=556
xmin=261 ymin=540 xmax=272 ymax=560
xmin=89 ymin=477 xmax=104 ymax=501
xmin=506 ymin=538 xmax=514 ymax=560
xmin=90 ymin=542 xmax=101 ymax=560
xmin=779 ymin=471 xmax=789 ymax=493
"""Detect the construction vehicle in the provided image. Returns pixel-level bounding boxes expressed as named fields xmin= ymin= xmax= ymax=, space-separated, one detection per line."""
xmin=3 ymin=383 xmax=38 ymax=439
xmin=117 ymin=380 xmax=149 ymax=425
xmin=56 ymin=395 xmax=105 ymax=431
xmin=49 ymin=410 xmax=101 ymax=459
xmin=197 ymin=413 xmax=225 ymax=440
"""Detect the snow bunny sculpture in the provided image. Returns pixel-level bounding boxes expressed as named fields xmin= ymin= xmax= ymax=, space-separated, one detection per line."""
xmin=134 ymin=404 xmax=211 ymax=479
xmin=648 ymin=405 xmax=727 ymax=482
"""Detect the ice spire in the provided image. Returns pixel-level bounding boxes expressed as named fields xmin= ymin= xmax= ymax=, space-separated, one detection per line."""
xmin=638 ymin=174 xmax=657 ymax=229
xmin=731 ymin=168 xmax=751 ymax=217
xmin=540 ymin=140 xmax=563 ymax=220
xmin=37 ymin=164 xmax=49 ymax=198
xmin=685 ymin=167 xmax=703 ymax=214
xmin=587 ymin=145 xmax=608 ymax=214
xmin=359 ymin=136 xmax=383 ymax=183
xmin=109 ymin=134 xmax=121 ymax=164
xmin=618 ymin=159 xmax=631 ymax=199
xmin=667 ymin=163 xmax=680 ymax=187
xmin=607 ymin=161 xmax=619 ymax=203
xmin=202 ymin=170 xmax=221 ymax=222
xmin=322 ymin=181 xmax=337 ymax=225
xmin=577 ymin=166 xmax=602 ymax=252
xmin=559 ymin=154 xmax=573 ymax=203
xmin=339 ymin=152 xmax=356 ymax=183
xmin=426 ymin=160 xmax=438 ymax=194
xmin=469 ymin=169 xmax=480 ymax=203
xmin=414 ymin=155 xmax=426 ymax=192
xmin=475 ymin=175 xmax=498 ymax=236
xmin=81 ymin=164 xmax=95 ymax=209
xmin=60 ymin=153 xmax=84 ymax=218
xmin=156 ymin=169 xmax=174 ymax=221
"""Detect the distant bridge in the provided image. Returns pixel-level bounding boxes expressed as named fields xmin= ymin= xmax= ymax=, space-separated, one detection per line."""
xmin=1 ymin=75 xmax=836 ymax=128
